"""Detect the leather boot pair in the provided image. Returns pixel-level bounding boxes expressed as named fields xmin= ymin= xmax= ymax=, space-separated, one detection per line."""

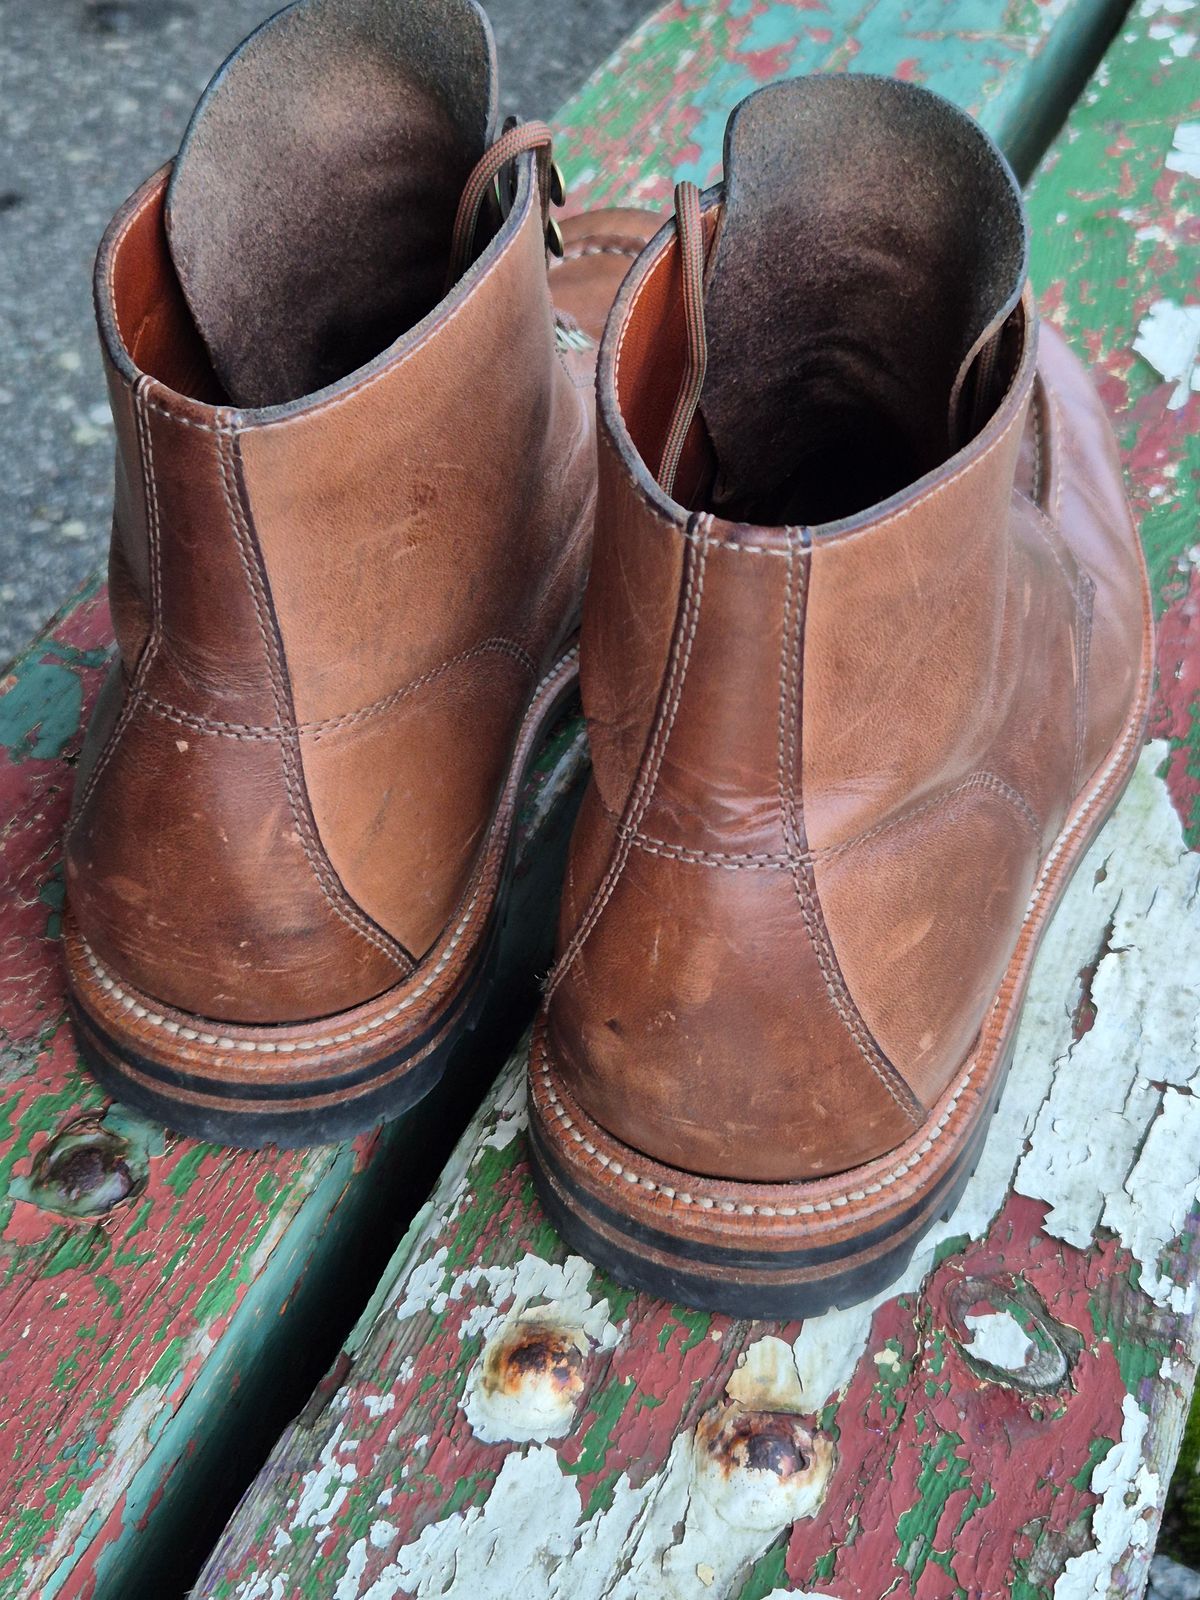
xmin=68 ymin=8 xmax=1149 ymax=1317
xmin=64 ymin=0 xmax=655 ymax=1143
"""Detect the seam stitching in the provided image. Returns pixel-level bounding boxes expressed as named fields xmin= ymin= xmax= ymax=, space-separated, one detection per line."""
xmin=546 ymin=515 xmax=711 ymax=1000
xmin=1030 ymin=376 xmax=1045 ymax=507
xmin=215 ymin=426 xmax=411 ymax=975
xmin=777 ymin=534 xmax=921 ymax=1125
xmin=534 ymin=652 xmax=1150 ymax=1210
xmin=615 ymin=768 xmax=1042 ymax=871
xmin=136 ymin=637 xmax=537 ymax=742
xmin=1047 ymin=377 xmax=1066 ymax=527
xmin=1072 ymin=573 xmax=1096 ymax=796
xmin=106 ymin=184 xmax=162 ymax=343
xmin=71 ymin=377 xmax=163 ymax=828
xmin=76 ymin=646 xmax=583 ymax=1054
xmin=536 ymin=589 xmax=1155 ymax=1210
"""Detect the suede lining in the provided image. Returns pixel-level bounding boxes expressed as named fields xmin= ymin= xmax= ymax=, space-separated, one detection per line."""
xmin=165 ymin=0 xmax=497 ymax=407
xmin=699 ymin=76 xmax=1027 ymax=525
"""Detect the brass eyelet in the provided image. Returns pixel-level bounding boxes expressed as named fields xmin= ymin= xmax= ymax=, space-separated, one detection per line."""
xmin=549 ymin=160 xmax=566 ymax=208
xmin=546 ymin=215 xmax=565 ymax=258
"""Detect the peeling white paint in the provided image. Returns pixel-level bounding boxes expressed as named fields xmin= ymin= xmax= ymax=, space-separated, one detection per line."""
xmin=1133 ymin=299 xmax=1200 ymax=408
xmin=1166 ymin=121 xmax=1200 ymax=177
xmin=1149 ymin=17 xmax=1197 ymax=46
xmin=454 ymin=1251 xmax=623 ymax=1348
xmin=479 ymin=1071 xmax=528 ymax=1149
xmin=1016 ymin=745 xmax=1200 ymax=1298
xmin=359 ymin=1445 xmax=578 ymax=1599
xmin=361 ymin=1392 xmax=396 ymax=1419
xmin=789 ymin=746 xmax=1200 ymax=1407
xmin=1102 ymin=1091 xmax=1200 ymax=1309
xmin=337 ymin=1411 xmax=829 ymax=1598
xmin=333 ymin=1539 xmax=369 ymax=1600
xmin=1053 ymin=1395 xmax=1159 ymax=1598
xmin=962 ymin=1311 xmax=1037 ymax=1372
xmin=387 ymin=1245 xmax=451 ymax=1324
xmin=290 ymin=1422 xmax=359 ymax=1532
xmin=725 ymin=1336 xmax=807 ymax=1412
xmin=233 ymin=1576 xmax=289 ymax=1600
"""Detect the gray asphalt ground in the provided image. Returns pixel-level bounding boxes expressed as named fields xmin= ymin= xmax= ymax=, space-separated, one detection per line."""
xmin=0 ymin=0 xmax=646 ymax=664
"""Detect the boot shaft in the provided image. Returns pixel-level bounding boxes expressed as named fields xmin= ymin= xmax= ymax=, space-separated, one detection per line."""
xmin=69 ymin=0 xmax=593 ymax=1024
xmin=584 ymin=77 xmax=1041 ymax=872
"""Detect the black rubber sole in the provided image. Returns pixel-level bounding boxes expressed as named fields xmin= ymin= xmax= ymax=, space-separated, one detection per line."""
xmin=527 ymin=1030 xmax=1013 ymax=1320
xmin=73 ymin=901 xmax=504 ymax=1148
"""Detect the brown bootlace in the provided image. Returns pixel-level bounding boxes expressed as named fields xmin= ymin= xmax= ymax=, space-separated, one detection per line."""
xmin=657 ymin=180 xmax=709 ymax=499
xmin=446 ymin=120 xmax=561 ymax=291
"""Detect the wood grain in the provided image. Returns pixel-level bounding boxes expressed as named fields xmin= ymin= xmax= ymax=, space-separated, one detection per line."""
xmin=190 ymin=2 xmax=1200 ymax=1598
xmin=0 ymin=580 xmax=586 ymax=1600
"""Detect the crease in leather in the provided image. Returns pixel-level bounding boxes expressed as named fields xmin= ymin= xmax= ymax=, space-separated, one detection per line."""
xmin=224 ymin=428 xmax=418 ymax=972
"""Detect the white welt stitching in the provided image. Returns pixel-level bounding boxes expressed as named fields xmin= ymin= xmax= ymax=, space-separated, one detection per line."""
xmin=552 ymin=243 xmax=643 ymax=264
xmin=535 ymin=1039 xmax=967 ymax=1213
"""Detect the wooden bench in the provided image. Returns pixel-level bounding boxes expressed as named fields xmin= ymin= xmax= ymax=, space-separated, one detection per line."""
xmin=185 ymin=2 xmax=1194 ymax=1599
xmin=1 ymin=0 xmax=1195 ymax=1596
xmin=0 ymin=592 xmax=586 ymax=1599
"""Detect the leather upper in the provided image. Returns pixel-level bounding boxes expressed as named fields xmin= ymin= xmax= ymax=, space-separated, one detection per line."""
xmin=67 ymin=151 xmax=597 ymax=1025
xmin=545 ymin=99 xmax=1147 ymax=1183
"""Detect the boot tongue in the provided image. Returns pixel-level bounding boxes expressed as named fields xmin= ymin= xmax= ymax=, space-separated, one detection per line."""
xmin=166 ymin=0 xmax=497 ymax=408
xmin=698 ymin=76 xmax=1027 ymax=525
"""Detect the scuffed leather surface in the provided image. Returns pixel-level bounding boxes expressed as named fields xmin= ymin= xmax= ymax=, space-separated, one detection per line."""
xmin=71 ymin=140 xmax=642 ymax=1021
xmin=70 ymin=195 xmax=408 ymax=1021
xmin=548 ymin=99 xmax=1146 ymax=1179
xmin=240 ymin=162 xmax=595 ymax=956
xmin=550 ymin=515 xmax=924 ymax=1182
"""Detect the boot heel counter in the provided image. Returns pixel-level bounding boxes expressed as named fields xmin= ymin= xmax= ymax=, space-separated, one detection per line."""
xmin=66 ymin=382 xmax=408 ymax=1025
xmin=548 ymin=519 xmax=925 ymax=1182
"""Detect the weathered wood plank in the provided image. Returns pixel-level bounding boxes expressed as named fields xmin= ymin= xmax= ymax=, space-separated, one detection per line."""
xmin=190 ymin=4 xmax=1200 ymax=1600
xmin=553 ymin=0 xmax=1134 ymax=210
xmin=193 ymin=743 xmax=1200 ymax=1600
xmin=0 ymin=585 xmax=586 ymax=1600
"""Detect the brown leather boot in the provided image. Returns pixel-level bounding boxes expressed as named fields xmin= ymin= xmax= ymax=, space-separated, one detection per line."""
xmin=528 ymin=76 xmax=1152 ymax=1316
xmin=63 ymin=0 xmax=655 ymax=1146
